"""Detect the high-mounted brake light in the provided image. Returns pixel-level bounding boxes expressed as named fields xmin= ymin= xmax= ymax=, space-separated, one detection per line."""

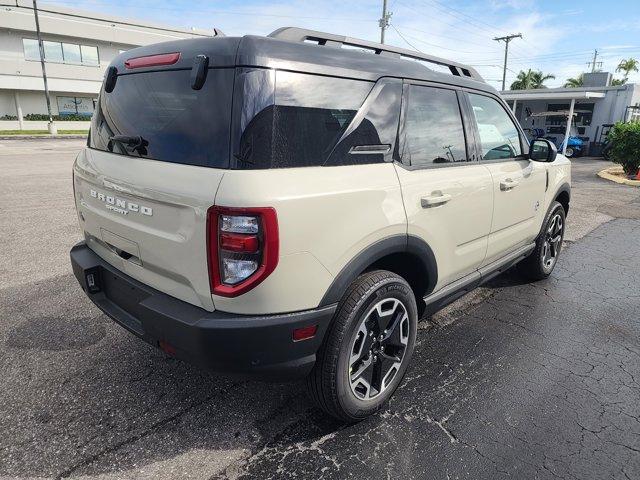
xmin=125 ymin=52 xmax=181 ymax=69
xmin=207 ymin=206 xmax=278 ymax=297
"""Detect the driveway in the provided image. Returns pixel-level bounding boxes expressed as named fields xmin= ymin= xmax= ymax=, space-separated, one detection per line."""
xmin=0 ymin=141 xmax=638 ymax=479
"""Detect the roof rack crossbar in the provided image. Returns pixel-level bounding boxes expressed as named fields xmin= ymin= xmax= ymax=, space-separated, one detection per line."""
xmin=268 ymin=27 xmax=483 ymax=81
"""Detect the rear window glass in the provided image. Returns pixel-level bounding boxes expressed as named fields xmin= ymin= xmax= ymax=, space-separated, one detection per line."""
xmin=89 ymin=69 xmax=233 ymax=168
xmin=232 ymin=69 xmax=373 ymax=169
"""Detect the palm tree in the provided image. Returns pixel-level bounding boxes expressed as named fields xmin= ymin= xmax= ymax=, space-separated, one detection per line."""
xmin=510 ymin=69 xmax=555 ymax=90
xmin=611 ymin=78 xmax=628 ymax=86
xmin=616 ymin=58 xmax=639 ymax=80
xmin=564 ymin=74 xmax=584 ymax=88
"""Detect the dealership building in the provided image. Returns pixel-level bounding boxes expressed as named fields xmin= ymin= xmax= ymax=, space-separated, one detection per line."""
xmin=0 ymin=0 xmax=212 ymax=126
xmin=501 ymin=72 xmax=640 ymax=154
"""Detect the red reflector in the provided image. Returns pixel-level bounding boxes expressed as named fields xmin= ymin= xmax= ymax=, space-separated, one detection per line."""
xmin=125 ymin=52 xmax=180 ymax=69
xmin=158 ymin=340 xmax=177 ymax=356
xmin=220 ymin=233 xmax=259 ymax=253
xmin=293 ymin=325 xmax=318 ymax=342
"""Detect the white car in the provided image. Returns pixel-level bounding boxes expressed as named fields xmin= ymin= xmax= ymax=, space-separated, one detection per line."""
xmin=70 ymin=27 xmax=571 ymax=421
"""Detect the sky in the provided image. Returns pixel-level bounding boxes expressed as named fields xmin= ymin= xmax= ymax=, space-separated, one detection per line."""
xmin=40 ymin=0 xmax=640 ymax=89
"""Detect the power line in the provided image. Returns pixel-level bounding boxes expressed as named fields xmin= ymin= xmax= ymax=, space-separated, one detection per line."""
xmin=394 ymin=0 xmax=496 ymax=42
xmin=396 ymin=0 xmax=536 ymax=59
xmin=390 ymin=24 xmax=423 ymax=52
xmin=38 ymin=0 xmax=378 ymax=22
xmin=398 ymin=25 xmax=502 ymax=53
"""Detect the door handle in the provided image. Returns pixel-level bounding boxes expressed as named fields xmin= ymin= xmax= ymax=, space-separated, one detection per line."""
xmin=421 ymin=193 xmax=452 ymax=208
xmin=500 ymin=178 xmax=520 ymax=191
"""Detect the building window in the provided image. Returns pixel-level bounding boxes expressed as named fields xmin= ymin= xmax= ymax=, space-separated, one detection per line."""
xmin=43 ymin=41 xmax=63 ymax=62
xmin=80 ymin=45 xmax=99 ymax=65
xmin=22 ymin=39 xmax=100 ymax=66
xmin=546 ymin=103 xmax=594 ymax=127
xmin=62 ymin=43 xmax=82 ymax=63
xmin=23 ymin=38 xmax=39 ymax=60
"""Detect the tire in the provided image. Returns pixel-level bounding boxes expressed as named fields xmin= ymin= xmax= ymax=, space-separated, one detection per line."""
xmin=565 ymin=147 xmax=574 ymax=158
xmin=519 ymin=201 xmax=566 ymax=280
xmin=306 ymin=270 xmax=418 ymax=422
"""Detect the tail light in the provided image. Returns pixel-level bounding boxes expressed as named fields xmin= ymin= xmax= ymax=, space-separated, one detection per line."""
xmin=207 ymin=206 xmax=278 ymax=297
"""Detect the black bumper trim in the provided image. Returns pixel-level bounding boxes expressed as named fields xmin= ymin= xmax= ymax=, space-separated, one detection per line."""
xmin=70 ymin=241 xmax=336 ymax=380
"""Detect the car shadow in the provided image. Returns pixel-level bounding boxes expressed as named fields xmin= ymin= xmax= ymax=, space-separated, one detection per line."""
xmin=0 ymin=273 xmax=345 ymax=479
xmin=0 ymin=266 xmax=548 ymax=478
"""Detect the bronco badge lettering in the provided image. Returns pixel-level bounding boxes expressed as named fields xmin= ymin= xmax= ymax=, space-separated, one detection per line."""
xmin=89 ymin=189 xmax=152 ymax=216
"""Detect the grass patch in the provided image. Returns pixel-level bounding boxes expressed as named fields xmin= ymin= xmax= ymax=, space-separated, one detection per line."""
xmin=0 ymin=129 xmax=88 ymax=135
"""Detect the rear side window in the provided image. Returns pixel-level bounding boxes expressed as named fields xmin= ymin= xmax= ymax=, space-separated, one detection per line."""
xmin=232 ymin=69 xmax=373 ymax=169
xmin=89 ymin=69 xmax=234 ymax=168
xmin=325 ymin=80 xmax=402 ymax=166
xmin=401 ymin=85 xmax=468 ymax=167
xmin=468 ymin=93 xmax=522 ymax=160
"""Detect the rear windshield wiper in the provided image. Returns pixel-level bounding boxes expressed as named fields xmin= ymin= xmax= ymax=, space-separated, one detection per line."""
xmin=108 ymin=135 xmax=148 ymax=155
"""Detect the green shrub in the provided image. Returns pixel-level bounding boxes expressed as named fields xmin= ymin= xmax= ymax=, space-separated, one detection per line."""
xmin=24 ymin=113 xmax=92 ymax=121
xmin=607 ymin=121 xmax=640 ymax=175
xmin=1 ymin=114 xmax=91 ymax=121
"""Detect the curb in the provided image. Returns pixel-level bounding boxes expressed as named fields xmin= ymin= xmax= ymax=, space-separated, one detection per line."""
xmin=0 ymin=134 xmax=87 ymax=140
xmin=597 ymin=166 xmax=640 ymax=187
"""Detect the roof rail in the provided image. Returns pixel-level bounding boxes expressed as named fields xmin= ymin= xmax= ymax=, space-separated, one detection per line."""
xmin=268 ymin=27 xmax=483 ymax=82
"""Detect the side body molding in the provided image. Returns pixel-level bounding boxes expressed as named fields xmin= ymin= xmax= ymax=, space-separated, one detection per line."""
xmin=318 ymin=235 xmax=438 ymax=307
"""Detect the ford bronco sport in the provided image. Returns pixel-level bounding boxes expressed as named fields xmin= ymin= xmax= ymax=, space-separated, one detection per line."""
xmin=70 ymin=27 xmax=571 ymax=421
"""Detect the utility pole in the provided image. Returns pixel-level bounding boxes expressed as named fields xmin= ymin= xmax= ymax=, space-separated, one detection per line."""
xmin=587 ymin=49 xmax=602 ymax=72
xmin=379 ymin=0 xmax=392 ymax=44
xmin=33 ymin=0 xmax=56 ymax=134
xmin=493 ymin=33 xmax=522 ymax=91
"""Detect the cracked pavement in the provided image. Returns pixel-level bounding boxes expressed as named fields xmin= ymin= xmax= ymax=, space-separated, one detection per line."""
xmin=1 ymin=140 xmax=639 ymax=479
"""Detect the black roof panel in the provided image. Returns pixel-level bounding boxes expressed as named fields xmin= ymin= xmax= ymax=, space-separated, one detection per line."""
xmin=110 ymin=31 xmax=495 ymax=94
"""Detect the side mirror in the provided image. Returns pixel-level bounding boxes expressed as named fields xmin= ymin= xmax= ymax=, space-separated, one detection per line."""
xmin=529 ymin=138 xmax=557 ymax=162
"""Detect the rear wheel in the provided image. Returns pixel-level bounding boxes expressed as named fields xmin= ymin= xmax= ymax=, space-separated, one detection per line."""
xmin=520 ymin=201 xmax=566 ymax=280
xmin=565 ymin=147 xmax=575 ymax=158
xmin=306 ymin=270 xmax=417 ymax=422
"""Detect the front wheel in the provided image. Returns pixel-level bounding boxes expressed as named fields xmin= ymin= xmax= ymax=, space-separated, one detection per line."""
xmin=519 ymin=201 xmax=566 ymax=280
xmin=306 ymin=270 xmax=418 ymax=422
xmin=564 ymin=147 xmax=575 ymax=158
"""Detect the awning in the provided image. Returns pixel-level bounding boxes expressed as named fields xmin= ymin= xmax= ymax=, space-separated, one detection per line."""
xmin=501 ymin=91 xmax=606 ymax=101
xmin=529 ymin=110 xmax=592 ymax=117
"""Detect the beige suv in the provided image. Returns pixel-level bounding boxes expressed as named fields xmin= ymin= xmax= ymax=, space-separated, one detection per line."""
xmin=70 ymin=28 xmax=571 ymax=421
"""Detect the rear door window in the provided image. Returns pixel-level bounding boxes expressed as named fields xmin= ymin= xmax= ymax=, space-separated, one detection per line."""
xmin=401 ymin=85 xmax=469 ymax=167
xmin=232 ymin=69 xmax=373 ymax=169
xmin=89 ymin=68 xmax=234 ymax=168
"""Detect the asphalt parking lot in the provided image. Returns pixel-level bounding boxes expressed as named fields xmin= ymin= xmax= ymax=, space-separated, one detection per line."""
xmin=1 ymin=139 xmax=639 ymax=479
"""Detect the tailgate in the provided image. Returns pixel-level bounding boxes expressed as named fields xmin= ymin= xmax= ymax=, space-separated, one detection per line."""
xmin=74 ymin=148 xmax=224 ymax=311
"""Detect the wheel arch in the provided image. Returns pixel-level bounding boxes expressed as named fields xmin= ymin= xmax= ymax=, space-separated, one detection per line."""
xmin=554 ymin=183 xmax=571 ymax=216
xmin=318 ymin=235 xmax=438 ymax=308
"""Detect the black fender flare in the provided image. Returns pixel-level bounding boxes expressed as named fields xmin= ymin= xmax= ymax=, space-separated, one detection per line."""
xmin=318 ymin=235 xmax=438 ymax=307
xmin=553 ymin=182 xmax=571 ymax=214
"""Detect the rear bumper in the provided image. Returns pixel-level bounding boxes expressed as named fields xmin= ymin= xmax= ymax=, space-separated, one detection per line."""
xmin=70 ymin=242 xmax=336 ymax=380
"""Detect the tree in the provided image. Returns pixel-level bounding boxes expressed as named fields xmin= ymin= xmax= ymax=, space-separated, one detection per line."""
xmin=564 ymin=74 xmax=584 ymax=88
xmin=510 ymin=69 xmax=556 ymax=90
xmin=611 ymin=78 xmax=628 ymax=86
xmin=616 ymin=58 xmax=639 ymax=80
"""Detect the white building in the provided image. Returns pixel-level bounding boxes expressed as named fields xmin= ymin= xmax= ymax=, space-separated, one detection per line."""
xmin=0 ymin=0 xmax=212 ymax=125
xmin=501 ymin=72 xmax=640 ymax=155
